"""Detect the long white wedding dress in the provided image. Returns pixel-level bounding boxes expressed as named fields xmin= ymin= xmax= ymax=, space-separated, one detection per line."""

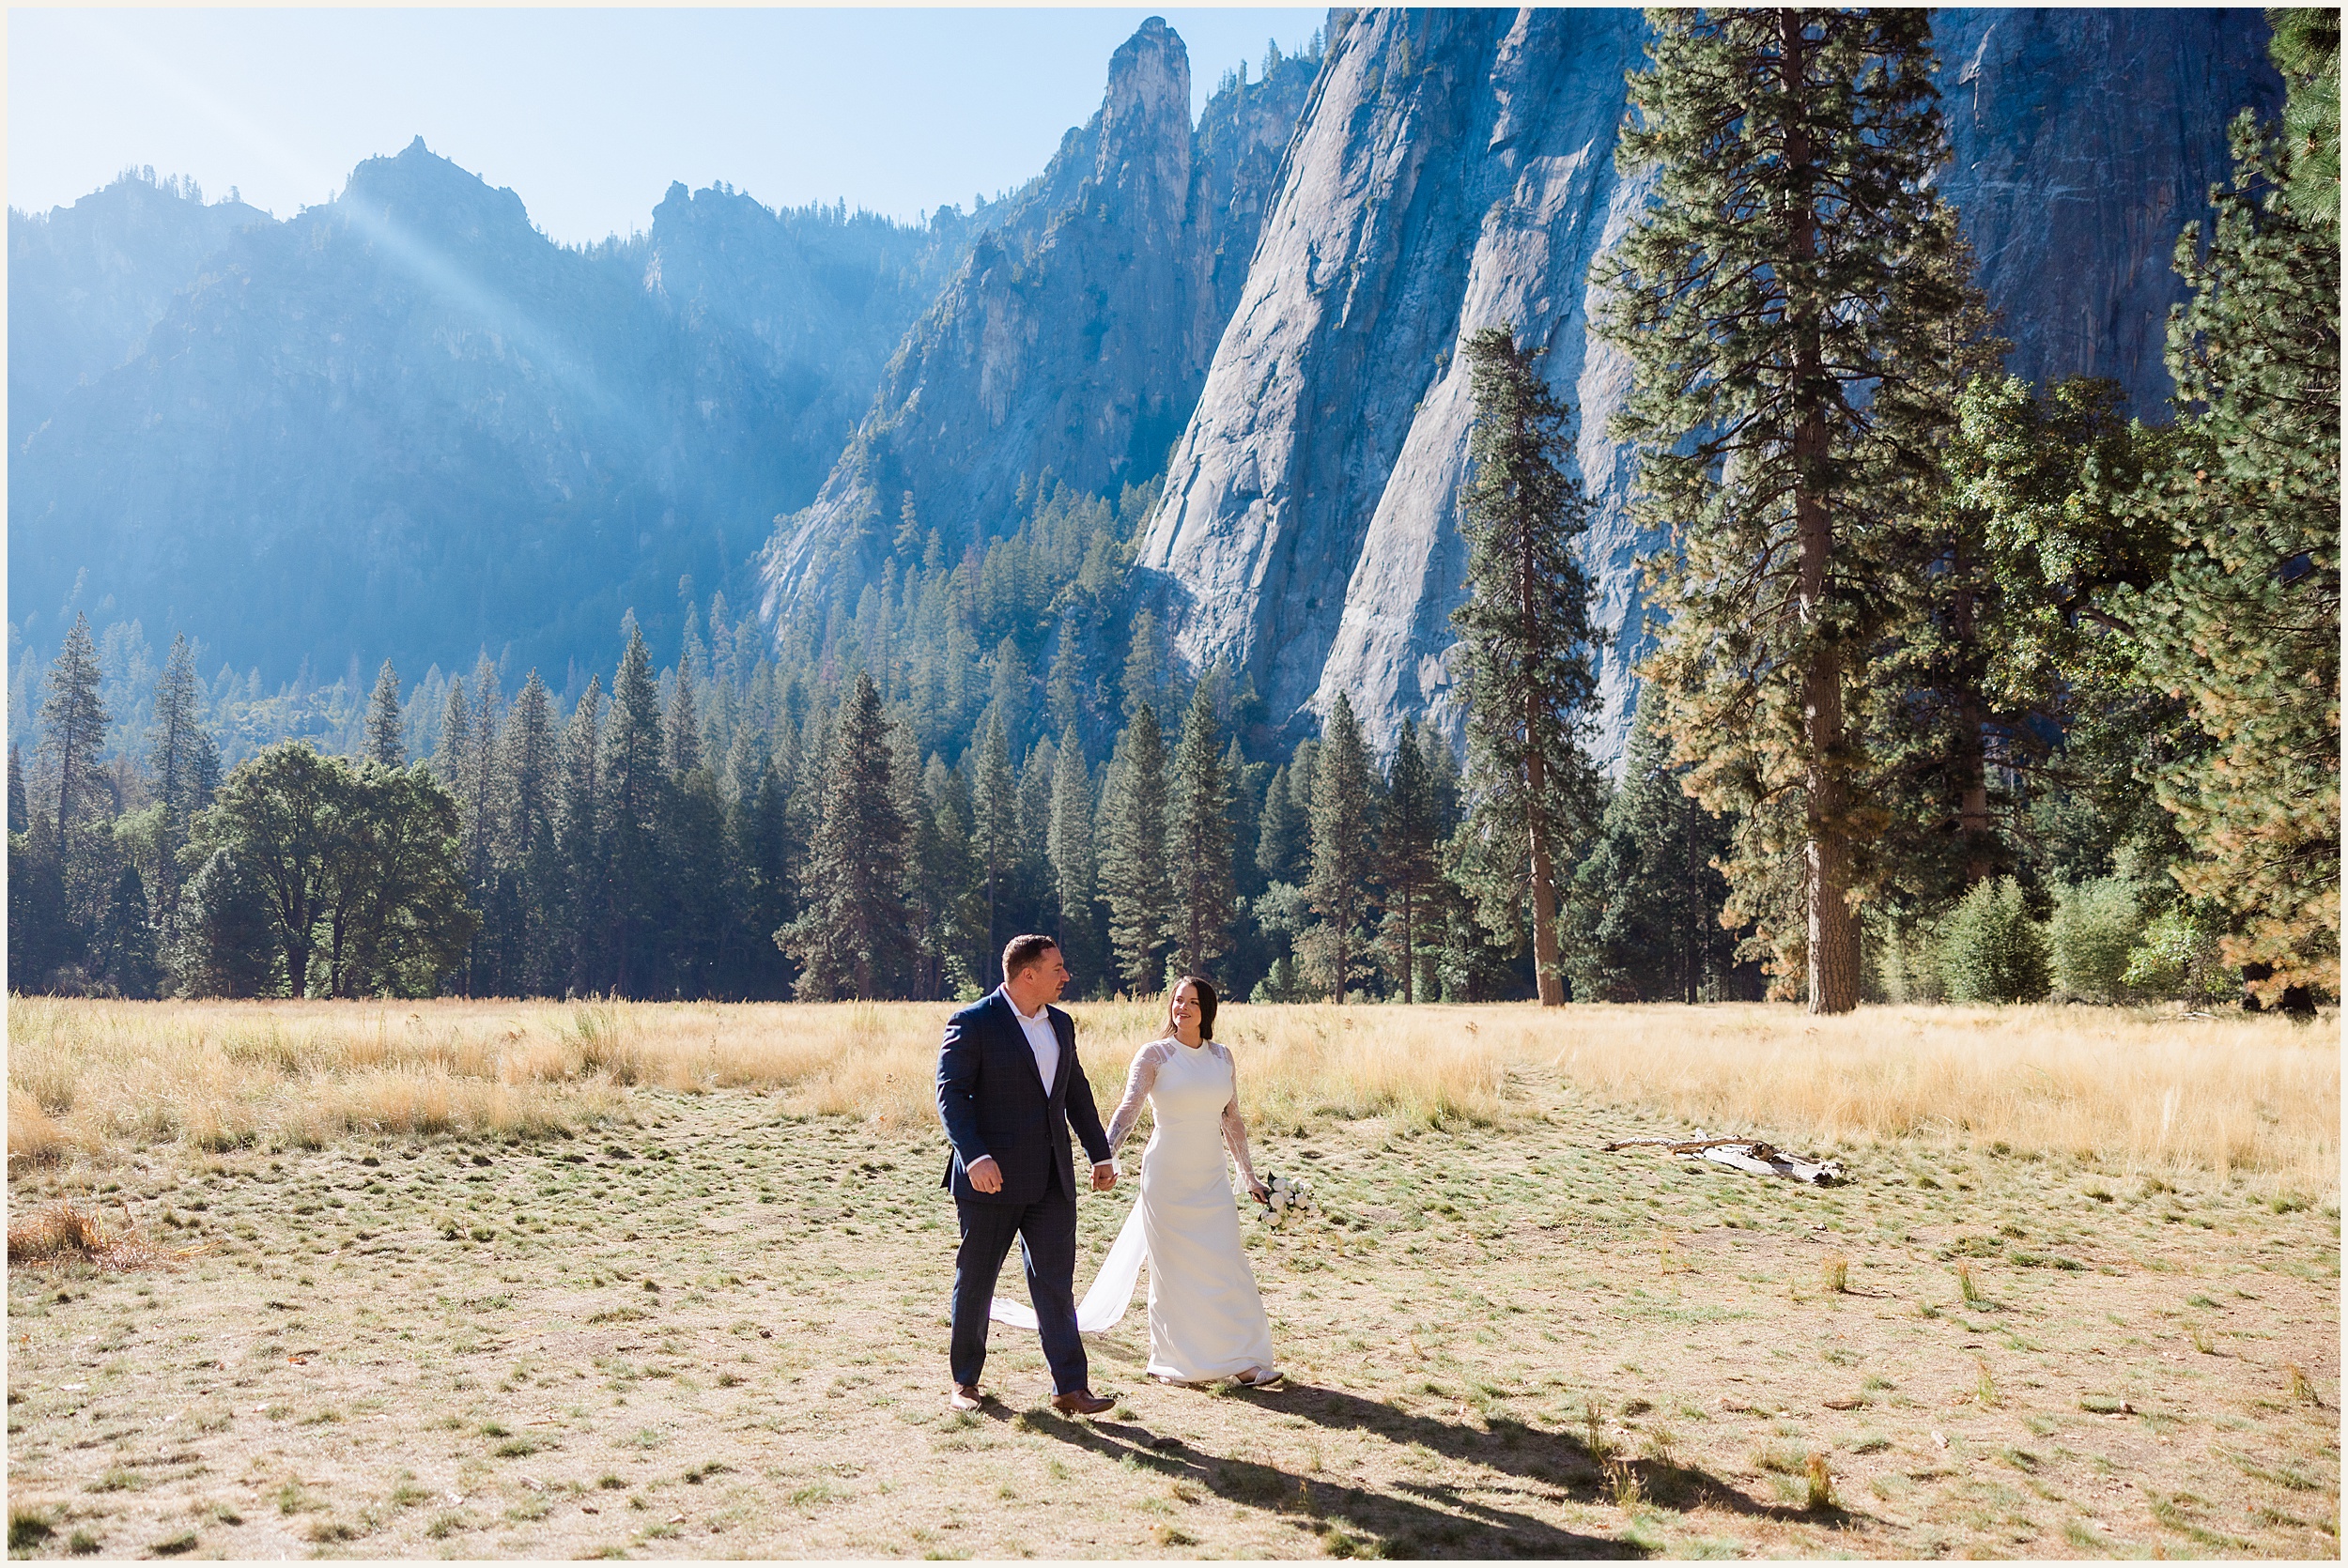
xmin=991 ymin=1036 xmax=1274 ymax=1382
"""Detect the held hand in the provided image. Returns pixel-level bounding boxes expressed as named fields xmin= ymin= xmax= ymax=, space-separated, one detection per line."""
xmin=966 ymin=1155 xmax=1004 ymax=1194
xmin=1247 ymin=1178 xmax=1271 ymax=1204
xmin=1091 ymin=1161 xmax=1118 ymax=1192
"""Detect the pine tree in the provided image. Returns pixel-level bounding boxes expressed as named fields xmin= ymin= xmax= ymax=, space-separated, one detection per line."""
xmin=364 ymin=661 xmax=405 ymax=767
xmin=90 ymin=866 xmax=161 ymax=998
xmin=558 ymin=676 xmax=605 ymax=993
xmin=1597 ymin=9 xmax=1974 ymax=1013
xmin=1256 ymin=761 xmax=1307 ymax=887
xmin=500 ymin=670 xmax=561 ymax=992
xmin=37 ymin=612 xmax=115 ymax=939
xmin=1046 ymin=629 xmax=1088 ymax=738
xmin=1302 ymin=694 xmax=1378 ymax=1000
xmin=1121 ymin=609 xmax=1166 ymax=723
xmin=8 ymin=744 xmax=25 ymax=835
xmin=986 ymin=638 xmax=1033 ymax=758
xmin=972 ymin=713 xmax=1021 ymax=983
xmin=739 ymin=761 xmax=796 ymax=998
xmin=2143 ymin=80 xmax=2340 ymax=1003
xmin=1882 ymin=371 xmax=2182 ymax=936
xmin=8 ymin=811 xmax=78 ymax=990
xmin=780 ymin=672 xmax=912 ymax=999
xmin=665 ymin=653 xmax=703 ymax=776
xmin=39 ymin=612 xmax=110 ymax=833
xmin=433 ymin=676 xmax=473 ymax=793
xmin=603 ymin=627 xmax=667 ymax=993
xmin=2271 ymin=7 xmax=2340 ymax=232
xmin=1101 ymin=705 xmax=1172 ymax=994
xmin=1375 ymin=723 xmax=1443 ymax=1002
xmin=458 ymin=657 xmax=504 ymax=993
xmin=1168 ymin=684 xmax=1235 ymax=978
xmin=1045 ymin=723 xmax=1104 ymax=991
xmin=147 ymin=633 xmax=214 ymax=928
xmin=1566 ymin=686 xmax=1740 ymax=1003
xmin=171 ymin=847 xmax=280 ymax=997
xmin=906 ymin=750 xmax=980 ymax=999
xmin=1445 ymin=327 xmax=1603 ymax=1007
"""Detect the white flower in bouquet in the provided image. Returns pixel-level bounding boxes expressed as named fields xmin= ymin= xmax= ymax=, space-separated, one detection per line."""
xmin=1254 ymin=1172 xmax=1313 ymax=1227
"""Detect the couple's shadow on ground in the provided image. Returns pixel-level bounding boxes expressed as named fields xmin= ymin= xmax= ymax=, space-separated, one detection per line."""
xmin=985 ymin=1356 xmax=1831 ymax=1558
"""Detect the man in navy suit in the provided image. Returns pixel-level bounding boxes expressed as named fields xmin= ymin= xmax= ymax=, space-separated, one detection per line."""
xmin=936 ymin=933 xmax=1118 ymax=1415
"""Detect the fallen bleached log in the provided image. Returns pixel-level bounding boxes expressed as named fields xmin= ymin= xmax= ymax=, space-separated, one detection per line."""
xmin=1603 ymin=1130 xmax=1846 ymax=1185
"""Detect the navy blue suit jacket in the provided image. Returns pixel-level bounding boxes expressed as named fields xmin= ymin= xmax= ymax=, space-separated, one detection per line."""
xmin=936 ymin=990 xmax=1113 ymax=1206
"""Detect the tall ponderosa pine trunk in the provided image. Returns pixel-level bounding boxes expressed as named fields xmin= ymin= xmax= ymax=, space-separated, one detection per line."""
xmin=1779 ymin=14 xmax=1859 ymax=1011
xmin=1599 ymin=8 xmax=1970 ymax=1014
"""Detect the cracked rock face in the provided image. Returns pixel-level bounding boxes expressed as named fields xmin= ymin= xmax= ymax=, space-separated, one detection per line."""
xmin=757 ymin=19 xmax=1316 ymax=616
xmin=1139 ymin=7 xmax=2279 ymax=768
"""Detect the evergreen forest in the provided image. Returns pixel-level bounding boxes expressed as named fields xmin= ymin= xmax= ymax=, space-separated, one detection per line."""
xmin=9 ymin=9 xmax=2335 ymax=1015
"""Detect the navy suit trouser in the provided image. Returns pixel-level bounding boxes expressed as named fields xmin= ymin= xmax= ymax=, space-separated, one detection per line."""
xmin=950 ymin=1175 xmax=1087 ymax=1395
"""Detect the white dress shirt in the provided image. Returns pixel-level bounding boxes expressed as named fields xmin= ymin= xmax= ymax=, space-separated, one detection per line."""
xmin=1005 ymin=990 xmax=1059 ymax=1094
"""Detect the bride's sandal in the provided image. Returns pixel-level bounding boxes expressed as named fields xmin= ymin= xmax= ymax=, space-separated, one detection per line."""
xmin=1233 ymin=1366 xmax=1283 ymax=1389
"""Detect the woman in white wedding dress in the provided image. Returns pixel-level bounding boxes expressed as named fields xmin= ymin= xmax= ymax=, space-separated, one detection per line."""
xmin=1104 ymin=976 xmax=1280 ymax=1387
xmin=988 ymin=976 xmax=1279 ymax=1386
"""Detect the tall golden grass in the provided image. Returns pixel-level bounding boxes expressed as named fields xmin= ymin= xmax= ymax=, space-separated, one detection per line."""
xmin=1541 ymin=1002 xmax=2340 ymax=1191
xmin=7 ymin=996 xmax=2335 ymax=1191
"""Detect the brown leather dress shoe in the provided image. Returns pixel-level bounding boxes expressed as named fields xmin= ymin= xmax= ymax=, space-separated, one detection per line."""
xmin=1049 ymin=1389 xmax=1114 ymax=1416
xmin=948 ymin=1384 xmax=982 ymax=1412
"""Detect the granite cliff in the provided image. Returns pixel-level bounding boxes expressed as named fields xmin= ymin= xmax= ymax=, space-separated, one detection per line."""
xmin=1137 ymin=8 xmax=2284 ymax=764
xmin=756 ymin=20 xmax=1318 ymax=614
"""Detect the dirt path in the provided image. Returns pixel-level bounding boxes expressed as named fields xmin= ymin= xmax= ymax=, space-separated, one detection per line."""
xmin=8 ymin=1076 xmax=2339 ymax=1559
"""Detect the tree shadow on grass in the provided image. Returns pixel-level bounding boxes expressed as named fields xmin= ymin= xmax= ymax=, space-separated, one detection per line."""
xmin=1011 ymin=1403 xmax=1638 ymax=1559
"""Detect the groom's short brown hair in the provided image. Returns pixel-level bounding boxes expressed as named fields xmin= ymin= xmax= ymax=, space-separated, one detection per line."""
xmin=1001 ymin=934 xmax=1058 ymax=983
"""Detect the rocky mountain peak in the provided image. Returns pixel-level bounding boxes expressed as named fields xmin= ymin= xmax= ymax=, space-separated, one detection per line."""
xmin=1094 ymin=15 xmax=1194 ymax=232
xmin=755 ymin=19 xmax=1316 ymax=616
xmin=337 ymin=136 xmax=533 ymax=246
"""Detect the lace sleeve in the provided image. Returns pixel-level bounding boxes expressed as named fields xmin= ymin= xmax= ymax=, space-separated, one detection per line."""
xmin=1214 ymin=1043 xmax=1260 ymax=1189
xmin=1104 ymin=1040 xmax=1168 ymax=1151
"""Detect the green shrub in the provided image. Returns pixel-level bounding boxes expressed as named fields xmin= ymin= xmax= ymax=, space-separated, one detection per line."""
xmin=2122 ymin=906 xmax=2239 ymax=1002
xmin=1939 ymin=878 xmax=2050 ymax=1004
xmin=2048 ymin=879 xmax=2145 ymax=1003
xmin=1864 ymin=909 xmax=1944 ymax=1004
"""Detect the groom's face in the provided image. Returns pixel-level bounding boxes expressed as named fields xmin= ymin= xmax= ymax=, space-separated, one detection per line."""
xmin=1033 ymin=948 xmax=1071 ymax=1002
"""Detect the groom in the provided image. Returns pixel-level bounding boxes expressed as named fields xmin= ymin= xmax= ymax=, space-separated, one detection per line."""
xmin=936 ymin=933 xmax=1118 ymax=1415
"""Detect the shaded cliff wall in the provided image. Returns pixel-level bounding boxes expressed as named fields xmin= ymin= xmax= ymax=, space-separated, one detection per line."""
xmin=1140 ymin=7 xmax=2282 ymax=765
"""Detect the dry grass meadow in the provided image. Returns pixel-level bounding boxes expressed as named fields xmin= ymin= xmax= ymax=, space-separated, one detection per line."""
xmin=7 ymin=996 xmax=2340 ymax=1559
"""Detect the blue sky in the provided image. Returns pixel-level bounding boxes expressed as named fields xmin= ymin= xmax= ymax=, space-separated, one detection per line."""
xmin=8 ymin=8 xmax=1328 ymax=244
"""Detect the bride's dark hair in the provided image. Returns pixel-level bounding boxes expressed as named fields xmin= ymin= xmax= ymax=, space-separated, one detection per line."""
xmin=1177 ymin=975 xmax=1219 ymax=1039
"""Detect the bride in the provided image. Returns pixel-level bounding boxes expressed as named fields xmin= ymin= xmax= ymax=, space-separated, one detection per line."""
xmin=993 ymin=976 xmax=1280 ymax=1387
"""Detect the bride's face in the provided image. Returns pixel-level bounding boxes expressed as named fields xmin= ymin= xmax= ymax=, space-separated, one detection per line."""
xmin=1167 ymin=982 xmax=1200 ymax=1035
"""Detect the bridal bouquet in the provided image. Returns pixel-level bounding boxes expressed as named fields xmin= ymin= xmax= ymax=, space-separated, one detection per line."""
xmin=1253 ymin=1172 xmax=1312 ymax=1227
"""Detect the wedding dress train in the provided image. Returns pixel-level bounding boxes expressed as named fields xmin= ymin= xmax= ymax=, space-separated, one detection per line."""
xmin=993 ymin=1037 xmax=1274 ymax=1381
